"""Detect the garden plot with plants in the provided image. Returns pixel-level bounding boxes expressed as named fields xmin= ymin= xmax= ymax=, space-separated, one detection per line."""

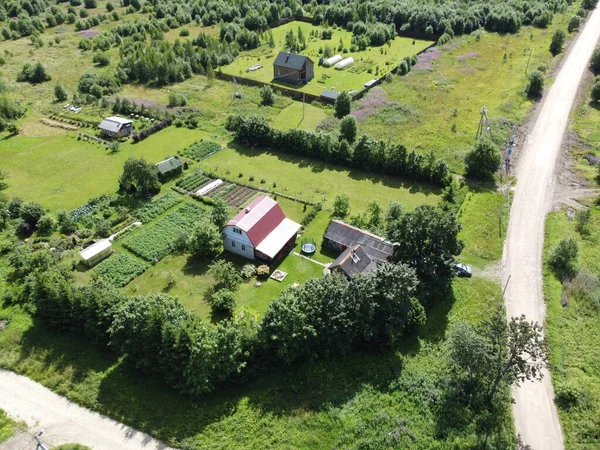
xmin=93 ymin=252 xmax=149 ymax=288
xmin=222 ymin=21 xmax=433 ymax=96
xmin=123 ymin=202 xmax=205 ymax=263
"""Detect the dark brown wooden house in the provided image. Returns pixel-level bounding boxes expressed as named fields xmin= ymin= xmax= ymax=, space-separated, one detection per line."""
xmin=273 ymin=52 xmax=314 ymax=84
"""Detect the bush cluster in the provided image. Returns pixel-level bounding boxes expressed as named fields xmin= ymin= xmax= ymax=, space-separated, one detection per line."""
xmin=226 ymin=115 xmax=451 ymax=186
xmin=131 ymin=118 xmax=172 ymax=142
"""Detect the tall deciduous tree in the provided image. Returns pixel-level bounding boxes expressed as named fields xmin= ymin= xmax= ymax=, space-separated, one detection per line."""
xmin=339 ymin=114 xmax=357 ymax=142
xmin=187 ymin=217 xmax=223 ymax=258
xmin=334 ymin=91 xmax=351 ymax=118
xmin=119 ymin=157 xmax=161 ymax=196
xmin=388 ymin=205 xmax=464 ymax=293
xmin=332 ymin=194 xmax=350 ymax=218
xmin=210 ymin=198 xmax=230 ymax=229
xmin=464 ymin=136 xmax=501 ymax=179
xmin=54 ymin=82 xmax=68 ymax=102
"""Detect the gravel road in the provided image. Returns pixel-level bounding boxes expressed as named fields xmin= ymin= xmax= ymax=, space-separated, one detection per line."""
xmin=0 ymin=369 xmax=174 ymax=450
xmin=503 ymin=5 xmax=600 ymax=449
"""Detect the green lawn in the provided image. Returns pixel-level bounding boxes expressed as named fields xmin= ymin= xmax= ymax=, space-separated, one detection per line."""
xmin=570 ymin=87 xmax=600 ymax=185
xmin=0 ymin=127 xmax=201 ymax=211
xmin=357 ymin=9 xmax=578 ymax=172
xmin=222 ymin=21 xmax=432 ymax=96
xmin=200 ymin=146 xmax=440 ymax=213
xmin=544 ymin=209 xmax=600 ymax=449
xmin=272 ymin=102 xmax=329 ymax=131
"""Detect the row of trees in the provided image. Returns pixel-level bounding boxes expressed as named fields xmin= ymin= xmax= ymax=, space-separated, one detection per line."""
xmin=226 ymin=115 xmax=452 ymax=186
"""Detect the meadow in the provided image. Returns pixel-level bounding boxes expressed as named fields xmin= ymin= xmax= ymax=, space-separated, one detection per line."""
xmin=543 ymin=209 xmax=600 ymax=449
xmin=354 ymin=10 xmax=578 ymax=172
xmin=221 ymin=21 xmax=433 ymax=96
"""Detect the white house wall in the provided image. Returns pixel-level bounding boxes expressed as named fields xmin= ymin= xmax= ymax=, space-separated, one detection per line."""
xmin=222 ymin=226 xmax=255 ymax=260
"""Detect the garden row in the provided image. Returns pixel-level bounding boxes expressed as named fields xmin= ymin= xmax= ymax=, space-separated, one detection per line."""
xmin=134 ymin=192 xmax=183 ymax=223
xmin=122 ymin=202 xmax=204 ymax=263
xmin=39 ymin=118 xmax=79 ymax=131
xmin=179 ymin=140 xmax=223 ymax=162
xmin=175 ymin=173 xmax=210 ymax=192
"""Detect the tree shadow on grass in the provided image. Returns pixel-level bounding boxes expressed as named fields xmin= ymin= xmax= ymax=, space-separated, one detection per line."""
xmin=224 ymin=142 xmax=442 ymax=198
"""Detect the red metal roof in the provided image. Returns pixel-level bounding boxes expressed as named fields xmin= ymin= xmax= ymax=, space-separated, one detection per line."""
xmin=226 ymin=196 xmax=286 ymax=247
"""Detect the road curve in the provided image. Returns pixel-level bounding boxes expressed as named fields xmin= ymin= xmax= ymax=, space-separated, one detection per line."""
xmin=503 ymin=5 xmax=600 ymax=449
xmin=0 ymin=369 xmax=174 ymax=450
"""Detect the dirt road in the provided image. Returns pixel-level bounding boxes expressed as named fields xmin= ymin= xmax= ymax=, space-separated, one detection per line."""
xmin=503 ymin=5 xmax=600 ymax=449
xmin=0 ymin=369 xmax=174 ymax=450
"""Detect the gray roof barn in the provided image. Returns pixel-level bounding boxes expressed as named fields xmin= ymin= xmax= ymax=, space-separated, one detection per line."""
xmin=320 ymin=90 xmax=340 ymax=101
xmin=99 ymin=116 xmax=132 ymax=134
xmin=155 ymin=156 xmax=182 ymax=175
xmin=324 ymin=220 xmax=394 ymax=262
xmin=274 ymin=52 xmax=312 ymax=71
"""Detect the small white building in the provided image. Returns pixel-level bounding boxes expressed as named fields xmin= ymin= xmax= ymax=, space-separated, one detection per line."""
xmin=80 ymin=239 xmax=113 ymax=267
xmin=334 ymin=57 xmax=355 ymax=70
xmin=99 ymin=116 xmax=133 ymax=138
xmin=323 ymin=54 xmax=343 ymax=67
xmin=222 ymin=196 xmax=300 ymax=264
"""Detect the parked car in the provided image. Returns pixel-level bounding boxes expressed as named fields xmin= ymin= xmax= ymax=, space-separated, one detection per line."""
xmin=454 ymin=262 xmax=472 ymax=278
xmin=246 ymin=64 xmax=263 ymax=72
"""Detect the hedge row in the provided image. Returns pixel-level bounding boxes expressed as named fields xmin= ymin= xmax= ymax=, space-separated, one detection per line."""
xmin=226 ymin=116 xmax=451 ymax=186
xmin=131 ymin=117 xmax=172 ymax=142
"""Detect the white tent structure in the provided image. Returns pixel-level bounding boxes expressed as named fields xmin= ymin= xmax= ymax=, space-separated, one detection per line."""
xmin=323 ymin=54 xmax=343 ymax=67
xmin=80 ymin=239 xmax=113 ymax=267
xmin=334 ymin=57 xmax=355 ymax=70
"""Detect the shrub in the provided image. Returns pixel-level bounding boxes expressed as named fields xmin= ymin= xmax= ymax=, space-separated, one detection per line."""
xmin=209 ymin=289 xmax=236 ymax=313
xmin=549 ymin=30 xmax=566 ymax=56
xmin=339 ymin=115 xmax=357 ymax=143
xmin=54 ymin=82 xmax=68 ymax=102
xmin=568 ymin=16 xmax=581 ymax=33
xmin=564 ymin=268 xmax=600 ymax=310
xmin=334 ymin=91 xmax=351 ymax=118
xmin=575 ymin=208 xmax=591 ymax=234
xmin=179 ymin=28 xmax=190 ymax=37
xmin=256 ymin=264 xmax=270 ymax=278
xmin=168 ymin=92 xmax=188 ymax=107
xmin=464 ymin=136 xmax=501 ymax=179
xmin=260 ymin=85 xmax=275 ymax=106
xmin=92 ymin=51 xmax=110 ymax=66
xmin=240 ymin=264 xmax=256 ymax=279
xmin=21 ymin=202 xmax=45 ymax=227
xmin=548 ymin=237 xmax=578 ymax=278
xmin=591 ymin=81 xmax=600 ymax=102
xmin=36 ymin=214 xmax=56 ymax=234
xmin=527 ymin=70 xmax=544 ymax=98
xmin=106 ymin=2 xmax=113 ymax=11
xmin=590 ymin=45 xmax=600 ymax=74
xmin=17 ymin=62 xmax=51 ymax=84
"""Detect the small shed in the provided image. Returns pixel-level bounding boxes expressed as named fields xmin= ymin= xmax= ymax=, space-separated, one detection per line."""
xmin=99 ymin=116 xmax=133 ymax=138
xmin=80 ymin=239 xmax=112 ymax=267
xmin=320 ymin=90 xmax=339 ymax=103
xmin=156 ymin=156 xmax=183 ymax=180
xmin=364 ymin=79 xmax=379 ymax=88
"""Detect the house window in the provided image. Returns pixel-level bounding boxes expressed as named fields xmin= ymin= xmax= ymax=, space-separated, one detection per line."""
xmin=233 ymin=228 xmax=242 ymax=235
xmin=231 ymin=241 xmax=236 ymax=248
xmin=241 ymin=245 xmax=246 ymax=251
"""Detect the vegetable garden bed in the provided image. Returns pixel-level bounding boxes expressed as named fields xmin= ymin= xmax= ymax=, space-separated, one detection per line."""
xmin=123 ymin=203 xmax=205 ymax=263
xmin=179 ymin=140 xmax=223 ymax=161
xmin=93 ymin=253 xmax=148 ymax=287
xmin=135 ymin=192 xmax=183 ymax=223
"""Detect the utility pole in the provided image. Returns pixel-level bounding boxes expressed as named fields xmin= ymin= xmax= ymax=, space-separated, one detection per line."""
xmin=525 ymin=48 xmax=534 ymax=75
xmin=302 ymin=92 xmax=305 ymax=121
xmin=34 ymin=431 xmax=49 ymax=450
xmin=475 ymin=106 xmax=490 ymax=140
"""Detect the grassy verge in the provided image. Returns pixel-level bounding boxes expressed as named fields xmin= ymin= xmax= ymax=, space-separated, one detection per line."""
xmin=543 ymin=209 xmax=600 ymax=449
xmin=0 ymin=409 xmax=21 ymax=444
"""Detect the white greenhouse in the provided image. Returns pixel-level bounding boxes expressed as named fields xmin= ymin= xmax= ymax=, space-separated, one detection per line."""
xmin=334 ymin=57 xmax=354 ymax=70
xmin=323 ymin=54 xmax=343 ymax=67
xmin=80 ymin=239 xmax=113 ymax=267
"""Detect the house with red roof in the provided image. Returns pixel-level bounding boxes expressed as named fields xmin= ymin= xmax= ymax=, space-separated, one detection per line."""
xmin=222 ymin=196 xmax=301 ymax=263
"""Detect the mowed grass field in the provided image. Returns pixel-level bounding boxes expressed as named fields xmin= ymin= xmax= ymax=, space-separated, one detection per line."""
xmin=272 ymin=102 xmax=329 ymax=131
xmin=199 ymin=146 xmax=441 ymax=213
xmin=357 ymin=9 xmax=577 ymax=172
xmin=0 ymin=127 xmax=201 ymax=211
xmin=543 ymin=209 xmax=600 ymax=449
xmin=222 ymin=21 xmax=433 ymax=96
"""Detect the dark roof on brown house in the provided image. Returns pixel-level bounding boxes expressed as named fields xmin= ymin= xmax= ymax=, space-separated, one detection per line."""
xmin=274 ymin=52 xmax=312 ymax=71
xmin=324 ymin=220 xmax=394 ymax=263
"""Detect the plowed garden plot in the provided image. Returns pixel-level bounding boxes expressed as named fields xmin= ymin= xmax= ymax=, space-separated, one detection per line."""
xmin=176 ymin=173 xmax=211 ymax=192
xmin=123 ymin=203 xmax=205 ymax=263
xmin=220 ymin=186 xmax=257 ymax=207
